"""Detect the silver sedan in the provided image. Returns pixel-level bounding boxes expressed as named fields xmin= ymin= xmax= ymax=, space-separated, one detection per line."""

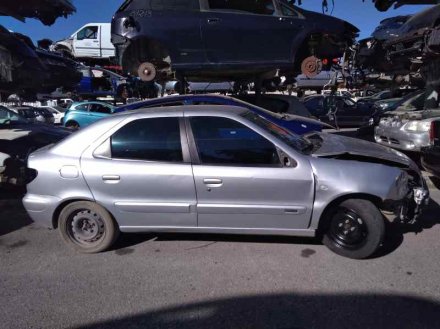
xmin=23 ymin=105 xmax=429 ymax=259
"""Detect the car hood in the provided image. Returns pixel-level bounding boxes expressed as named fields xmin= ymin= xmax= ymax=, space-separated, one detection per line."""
xmin=0 ymin=123 xmax=71 ymax=140
xmin=309 ymin=132 xmax=414 ymax=169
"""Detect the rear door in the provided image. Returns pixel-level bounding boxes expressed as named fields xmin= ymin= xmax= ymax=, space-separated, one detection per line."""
xmin=81 ymin=115 xmax=197 ymax=228
xmin=187 ymin=114 xmax=314 ymax=230
xmin=201 ymin=0 xmax=291 ymax=63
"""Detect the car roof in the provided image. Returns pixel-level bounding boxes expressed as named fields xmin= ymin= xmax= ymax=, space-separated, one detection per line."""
xmin=112 ymin=104 xmax=248 ymax=118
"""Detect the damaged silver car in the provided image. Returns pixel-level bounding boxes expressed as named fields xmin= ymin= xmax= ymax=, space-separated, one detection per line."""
xmin=23 ymin=106 xmax=429 ymax=259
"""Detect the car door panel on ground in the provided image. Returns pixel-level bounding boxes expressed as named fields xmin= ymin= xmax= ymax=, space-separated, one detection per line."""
xmin=201 ymin=0 xmax=294 ymax=63
xmin=81 ymin=116 xmax=198 ymax=228
xmin=186 ymin=115 xmax=314 ymax=230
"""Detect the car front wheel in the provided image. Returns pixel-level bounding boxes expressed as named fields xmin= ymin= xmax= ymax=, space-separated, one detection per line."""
xmin=322 ymin=199 xmax=385 ymax=259
xmin=58 ymin=201 xmax=120 ymax=253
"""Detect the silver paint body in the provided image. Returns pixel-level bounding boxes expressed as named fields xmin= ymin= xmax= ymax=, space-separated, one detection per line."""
xmin=23 ymin=105 xmax=425 ymax=237
xmin=374 ymin=117 xmax=436 ymax=152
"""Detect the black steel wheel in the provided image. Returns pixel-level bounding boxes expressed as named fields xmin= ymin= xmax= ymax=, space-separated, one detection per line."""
xmin=322 ymin=199 xmax=385 ymax=259
xmin=59 ymin=201 xmax=119 ymax=253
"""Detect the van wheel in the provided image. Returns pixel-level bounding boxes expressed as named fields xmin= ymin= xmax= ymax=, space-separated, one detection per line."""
xmin=58 ymin=201 xmax=120 ymax=253
xmin=65 ymin=121 xmax=79 ymax=130
xmin=322 ymin=199 xmax=385 ymax=259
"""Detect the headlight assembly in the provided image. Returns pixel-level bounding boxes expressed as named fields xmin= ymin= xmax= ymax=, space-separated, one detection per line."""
xmin=403 ymin=121 xmax=431 ymax=132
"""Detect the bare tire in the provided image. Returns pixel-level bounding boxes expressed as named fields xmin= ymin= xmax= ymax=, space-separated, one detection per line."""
xmin=58 ymin=201 xmax=120 ymax=253
xmin=322 ymin=199 xmax=385 ymax=259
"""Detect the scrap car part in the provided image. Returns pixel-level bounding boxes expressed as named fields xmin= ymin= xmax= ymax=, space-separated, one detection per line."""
xmin=0 ymin=0 xmax=76 ymax=25
xmin=301 ymin=56 xmax=323 ymax=78
xmin=137 ymin=62 xmax=157 ymax=82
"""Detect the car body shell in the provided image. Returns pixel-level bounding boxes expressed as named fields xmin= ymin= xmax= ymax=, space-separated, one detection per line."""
xmin=302 ymin=95 xmax=373 ymax=127
xmin=24 ymin=105 xmax=427 ymax=236
xmin=40 ymin=106 xmax=66 ymax=125
xmin=63 ymin=101 xmax=115 ymax=128
xmin=111 ymin=0 xmax=358 ymax=80
xmin=0 ymin=106 xmax=70 ymax=184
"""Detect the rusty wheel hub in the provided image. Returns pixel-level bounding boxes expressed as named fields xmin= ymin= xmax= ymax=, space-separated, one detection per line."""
xmin=301 ymin=56 xmax=323 ymax=78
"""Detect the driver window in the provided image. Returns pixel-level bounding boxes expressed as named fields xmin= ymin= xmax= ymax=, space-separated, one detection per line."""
xmin=190 ymin=116 xmax=281 ymax=167
xmin=208 ymin=0 xmax=276 ymax=15
xmin=77 ymin=26 xmax=98 ymax=40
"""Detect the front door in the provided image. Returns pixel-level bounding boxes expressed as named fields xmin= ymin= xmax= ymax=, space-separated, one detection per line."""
xmin=332 ymin=97 xmax=372 ymax=127
xmin=81 ymin=116 xmax=197 ymax=228
xmin=201 ymin=0 xmax=291 ymax=63
xmin=74 ymin=25 xmax=100 ymax=58
xmin=187 ymin=115 xmax=314 ymax=230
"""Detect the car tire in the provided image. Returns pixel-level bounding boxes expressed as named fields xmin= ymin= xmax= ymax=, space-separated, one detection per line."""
xmin=322 ymin=199 xmax=385 ymax=259
xmin=58 ymin=201 xmax=120 ymax=253
xmin=65 ymin=121 xmax=79 ymax=130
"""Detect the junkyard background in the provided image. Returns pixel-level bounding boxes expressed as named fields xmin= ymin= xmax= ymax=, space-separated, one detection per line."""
xmin=2 ymin=0 xmax=440 ymax=328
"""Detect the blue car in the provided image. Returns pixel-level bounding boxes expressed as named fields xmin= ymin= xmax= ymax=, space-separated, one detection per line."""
xmin=114 ymin=95 xmax=330 ymax=134
xmin=63 ymin=101 xmax=115 ymax=129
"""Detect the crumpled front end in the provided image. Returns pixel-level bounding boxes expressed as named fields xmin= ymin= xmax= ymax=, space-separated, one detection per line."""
xmin=380 ymin=162 xmax=429 ymax=224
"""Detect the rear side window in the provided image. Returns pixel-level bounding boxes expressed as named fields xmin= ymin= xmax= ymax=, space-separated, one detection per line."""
xmin=73 ymin=104 xmax=89 ymax=112
xmin=208 ymin=0 xmax=276 ymax=15
xmin=89 ymin=104 xmax=112 ymax=114
xmin=111 ymin=117 xmax=183 ymax=162
xmin=190 ymin=116 xmax=280 ymax=166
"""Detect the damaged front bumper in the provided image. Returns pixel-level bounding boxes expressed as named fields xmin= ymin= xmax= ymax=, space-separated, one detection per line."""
xmin=388 ymin=176 xmax=430 ymax=225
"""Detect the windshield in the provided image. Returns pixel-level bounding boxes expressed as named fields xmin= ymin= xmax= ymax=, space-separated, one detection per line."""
xmin=372 ymin=91 xmax=390 ymax=100
xmin=0 ymin=106 xmax=28 ymax=125
xmin=242 ymin=111 xmax=313 ymax=154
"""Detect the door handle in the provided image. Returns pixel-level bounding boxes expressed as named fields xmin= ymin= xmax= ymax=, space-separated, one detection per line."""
xmin=207 ymin=18 xmax=221 ymax=24
xmin=102 ymin=175 xmax=120 ymax=183
xmin=203 ymin=178 xmax=223 ymax=187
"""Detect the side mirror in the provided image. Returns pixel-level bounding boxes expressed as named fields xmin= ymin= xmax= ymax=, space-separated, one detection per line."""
xmin=279 ymin=150 xmax=296 ymax=168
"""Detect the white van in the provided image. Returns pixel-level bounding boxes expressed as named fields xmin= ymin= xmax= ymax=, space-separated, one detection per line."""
xmin=52 ymin=23 xmax=115 ymax=59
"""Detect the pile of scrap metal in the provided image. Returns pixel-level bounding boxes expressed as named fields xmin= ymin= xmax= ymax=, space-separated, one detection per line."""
xmin=372 ymin=0 xmax=439 ymax=12
xmin=0 ymin=0 xmax=80 ymax=100
xmin=0 ymin=0 xmax=75 ymax=26
xmin=356 ymin=4 xmax=440 ymax=79
xmin=0 ymin=26 xmax=82 ymax=100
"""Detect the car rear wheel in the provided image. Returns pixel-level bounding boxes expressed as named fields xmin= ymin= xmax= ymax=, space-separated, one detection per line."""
xmin=65 ymin=121 xmax=79 ymax=130
xmin=322 ymin=199 xmax=385 ymax=259
xmin=58 ymin=201 xmax=120 ymax=253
